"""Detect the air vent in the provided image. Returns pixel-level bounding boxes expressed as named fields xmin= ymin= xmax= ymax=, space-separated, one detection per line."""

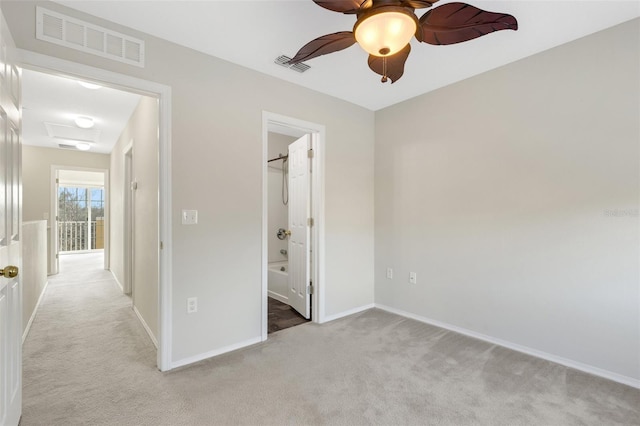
xmin=44 ymin=122 xmax=101 ymax=143
xmin=274 ymin=55 xmax=311 ymax=73
xmin=36 ymin=7 xmax=145 ymax=67
xmin=58 ymin=143 xmax=78 ymax=150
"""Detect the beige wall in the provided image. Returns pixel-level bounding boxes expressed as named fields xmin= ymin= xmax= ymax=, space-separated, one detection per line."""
xmin=22 ymin=145 xmax=110 ymax=273
xmin=110 ymin=96 xmax=159 ymax=341
xmin=3 ymin=1 xmax=375 ymax=364
xmin=374 ymin=19 xmax=640 ymax=381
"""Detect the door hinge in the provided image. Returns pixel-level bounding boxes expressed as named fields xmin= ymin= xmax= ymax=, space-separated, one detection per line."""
xmin=55 ymin=215 xmax=58 ymax=221
xmin=307 ymin=148 xmax=314 ymax=158
xmin=307 ymin=283 xmax=314 ymax=294
xmin=160 ymin=241 xmax=164 ymax=250
xmin=56 ymin=253 xmax=59 ymax=259
xmin=307 ymin=218 xmax=314 ymax=227
xmin=56 ymin=178 xmax=59 ymax=184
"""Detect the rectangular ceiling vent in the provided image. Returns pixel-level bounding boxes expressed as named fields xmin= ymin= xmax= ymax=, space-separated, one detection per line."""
xmin=44 ymin=122 xmax=101 ymax=143
xmin=274 ymin=55 xmax=310 ymax=73
xmin=36 ymin=7 xmax=145 ymax=68
xmin=58 ymin=143 xmax=78 ymax=150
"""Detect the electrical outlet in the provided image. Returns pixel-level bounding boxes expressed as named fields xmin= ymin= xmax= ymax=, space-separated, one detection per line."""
xmin=386 ymin=267 xmax=393 ymax=279
xmin=187 ymin=297 xmax=197 ymax=313
xmin=409 ymin=272 xmax=417 ymax=284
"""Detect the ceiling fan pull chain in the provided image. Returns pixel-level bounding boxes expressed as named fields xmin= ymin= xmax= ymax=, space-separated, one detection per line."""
xmin=381 ymin=56 xmax=388 ymax=83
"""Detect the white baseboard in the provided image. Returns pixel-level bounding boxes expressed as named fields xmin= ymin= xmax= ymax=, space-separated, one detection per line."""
xmin=22 ymin=280 xmax=49 ymax=344
xmin=133 ymin=305 xmax=158 ymax=349
xmin=375 ymin=304 xmax=640 ymax=389
xmin=171 ymin=336 xmax=262 ymax=370
xmin=110 ymin=270 xmax=124 ymax=292
xmin=267 ymin=290 xmax=288 ymax=304
xmin=322 ymin=303 xmax=375 ymax=323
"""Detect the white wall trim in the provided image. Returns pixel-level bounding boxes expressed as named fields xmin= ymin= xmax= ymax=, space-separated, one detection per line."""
xmin=261 ymin=112 xmax=326 ymax=341
xmin=267 ymin=290 xmax=288 ymax=304
xmin=171 ymin=336 xmax=262 ymax=370
xmin=22 ymin=280 xmax=49 ymax=344
xmin=110 ymin=270 xmax=123 ymax=292
xmin=375 ymin=304 xmax=640 ymax=389
xmin=322 ymin=303 xmax=375 ymax=323
xmin=19 ymin=48 xmax=173 ymax=372
xmin=133 ymin=305 xmax=158 ymax=349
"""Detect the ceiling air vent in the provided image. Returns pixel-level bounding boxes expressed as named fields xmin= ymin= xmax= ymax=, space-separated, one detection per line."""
xmin=36 ymin=7 xmax=145 ymax=68
xmin=58 ymin=143 xmax=78 ymax=150
xmin=274 ymin=55 xmax=310 ymax=73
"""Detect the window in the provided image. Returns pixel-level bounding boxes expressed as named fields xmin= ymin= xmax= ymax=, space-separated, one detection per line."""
xmin=58 ymin=186 xmax=104 ymax=251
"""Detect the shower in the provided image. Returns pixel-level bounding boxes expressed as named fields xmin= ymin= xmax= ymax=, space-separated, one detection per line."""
xmin=268 ymin=153 xmax=289 ymax=206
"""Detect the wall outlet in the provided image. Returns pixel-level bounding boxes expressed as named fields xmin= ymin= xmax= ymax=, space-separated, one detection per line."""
xmin=187 ymin=297 xmax=197 ymax=313
xmin=386 ymin=267 xmax=393 ymax=279
xmin=409 ymin=272 xmax=417 ymax=284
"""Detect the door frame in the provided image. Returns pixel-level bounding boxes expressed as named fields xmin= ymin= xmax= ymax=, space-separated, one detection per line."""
xmin=261 ymin=112 xmax=326 ymax=340
xmin=50 ymin=166 xmax=109 ymax=274
xmin=19 ymin=49 xmax=173 ymax=372
xmin=123 ymin=142 xmax=134 ymax=296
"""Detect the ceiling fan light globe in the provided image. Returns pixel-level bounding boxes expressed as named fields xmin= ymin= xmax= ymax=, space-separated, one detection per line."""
xmin=354 ymin=8 xmax=417 ymax=57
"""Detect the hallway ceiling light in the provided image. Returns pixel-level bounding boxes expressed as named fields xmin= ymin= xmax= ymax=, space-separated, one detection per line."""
xmin=287 ymin=1 xmax=517 ymax=83
xmin=74 ymin=116 xmax=95 ymax=129
xmin=78 ymin=81 xmax=102 ymax=90
xmin=75 ymin=142 xmax=91 ymax=151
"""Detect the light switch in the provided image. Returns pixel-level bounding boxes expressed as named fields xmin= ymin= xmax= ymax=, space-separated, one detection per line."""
xmin=182 ymin=209 xmax=198 ymax=225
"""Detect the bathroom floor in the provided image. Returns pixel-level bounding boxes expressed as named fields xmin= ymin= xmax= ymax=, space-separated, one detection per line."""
xmin=268 ymin=297 xmax=310 ymax=333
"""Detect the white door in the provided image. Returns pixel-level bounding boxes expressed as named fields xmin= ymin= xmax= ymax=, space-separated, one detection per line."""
xmin=287 ymin=135 xmax=311 ymax=319
xmin=0 ymin=10 xmax=23 ymax=425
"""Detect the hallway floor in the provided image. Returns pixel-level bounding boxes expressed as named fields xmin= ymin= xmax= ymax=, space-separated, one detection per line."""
xmin=21 ymin=252 xmax=160 ymax=425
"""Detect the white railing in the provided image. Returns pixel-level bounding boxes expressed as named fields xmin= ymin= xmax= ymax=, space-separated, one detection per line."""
xmin=58 ymin=220 xmax=99 ymax=252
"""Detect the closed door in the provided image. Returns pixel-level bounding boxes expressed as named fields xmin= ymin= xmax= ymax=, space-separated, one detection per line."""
xmin=0 ymin=12 xmax=23 ymax=426
xmin=287 ymin=134 xmax=311 ymax=319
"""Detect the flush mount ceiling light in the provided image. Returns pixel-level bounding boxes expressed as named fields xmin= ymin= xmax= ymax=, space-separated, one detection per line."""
xmin=287 ymin=0 xmax=517 ymax=83
xmin=74 ymin=116 xmax=95 ymax=129
xmin=75 ymin=142 xmax=91 ymax=151
xmin=78 ymin=81 xmax=102 ymax=90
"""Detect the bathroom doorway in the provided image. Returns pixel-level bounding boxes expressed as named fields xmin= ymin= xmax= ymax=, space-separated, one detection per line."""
xmin=262 ymin=113 xmax=325 ymax=339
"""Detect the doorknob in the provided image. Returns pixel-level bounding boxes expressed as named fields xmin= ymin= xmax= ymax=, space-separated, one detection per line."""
xmin=0 ymin=265 xmax=18 ymax=278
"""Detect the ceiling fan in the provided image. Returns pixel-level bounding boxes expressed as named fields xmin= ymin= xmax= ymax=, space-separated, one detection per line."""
xmin=287 ymin=0 xmax=518 ymax=83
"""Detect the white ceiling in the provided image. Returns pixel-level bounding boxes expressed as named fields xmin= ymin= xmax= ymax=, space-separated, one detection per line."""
xmin=22 ymin=69 xmax=142 ymax=154
xmin=54 ymin=0 xmax=640 ymax=111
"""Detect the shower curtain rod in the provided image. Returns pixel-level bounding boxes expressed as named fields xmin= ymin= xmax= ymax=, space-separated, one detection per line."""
xmin=267 ymin=154 xmax=288 ymax=163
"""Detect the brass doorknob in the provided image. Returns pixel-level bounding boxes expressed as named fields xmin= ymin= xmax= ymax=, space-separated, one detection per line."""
xmin=285 ymin=230 xmax=292 ymax=237
xmin=0 ymin=265 xmax=18 ymax=278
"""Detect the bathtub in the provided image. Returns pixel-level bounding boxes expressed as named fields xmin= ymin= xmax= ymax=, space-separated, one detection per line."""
xmin=268 ymin=261 xmax=288 ymax=303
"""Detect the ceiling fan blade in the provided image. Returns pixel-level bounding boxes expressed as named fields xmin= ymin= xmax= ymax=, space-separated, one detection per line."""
xmin=417 ymin=2 xmax=517 ymax=45
xmin=313 ymin=0 xmax=372 ymax=14
xmin=401 ymin=0 xmax=437 ymax=9
xmin=367 ymin=44 xmax=411 ymax=83
xmin=288 ymin=32 xmax=357 ymax=64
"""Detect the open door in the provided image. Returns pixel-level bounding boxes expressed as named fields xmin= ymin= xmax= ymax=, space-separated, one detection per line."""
xmin=0 ymin=9 xmax=23 ymax=425
xmin=287 ymin=134 xmax=311 ymax=319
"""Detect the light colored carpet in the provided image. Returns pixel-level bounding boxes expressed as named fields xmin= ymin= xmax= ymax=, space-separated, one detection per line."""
xmin=22 ymin=253 xmax=640 ymax=425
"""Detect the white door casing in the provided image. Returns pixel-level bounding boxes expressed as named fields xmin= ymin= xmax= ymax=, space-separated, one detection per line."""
xmin=0 ymin=9 xmax=23 ymax=425
xmin=287 ymin=134 xmax=311 ymax=319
